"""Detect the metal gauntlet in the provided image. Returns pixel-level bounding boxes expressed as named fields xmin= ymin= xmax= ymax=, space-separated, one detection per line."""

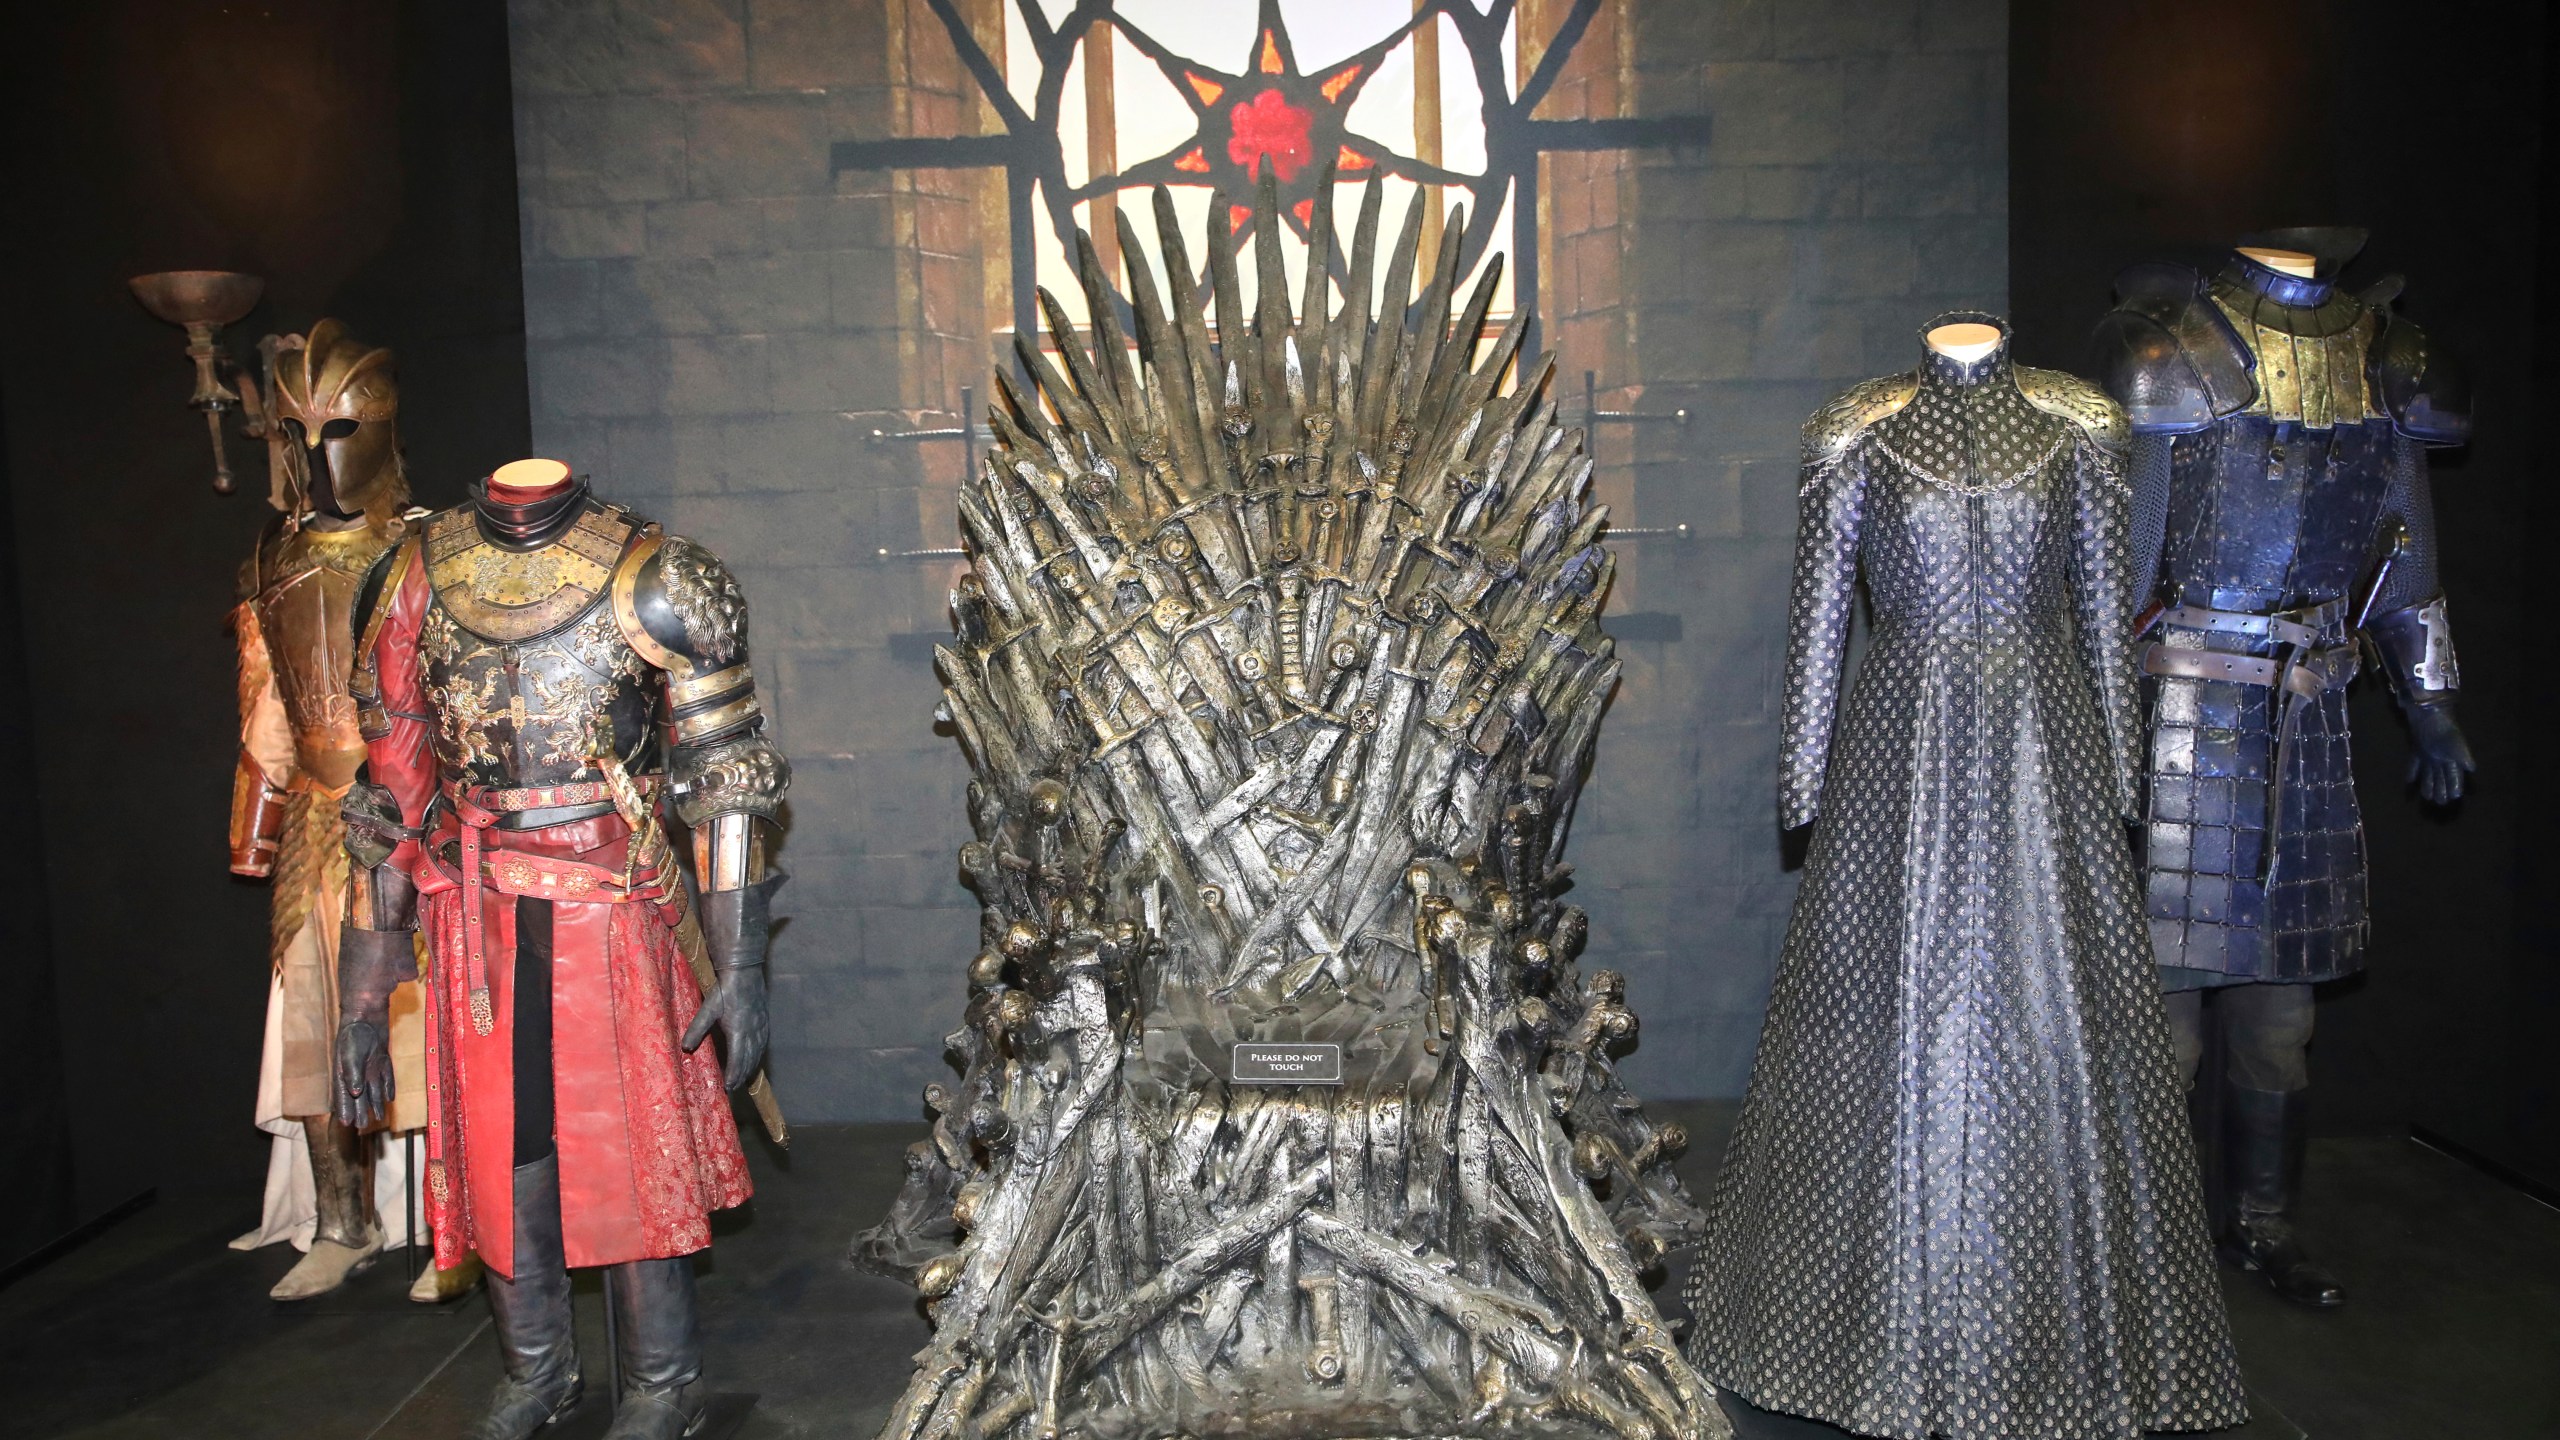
xmin=668 ymin=720 xmax=789 ymax=1091
xmin=676 ymin=748 xmax=787 ymax=1093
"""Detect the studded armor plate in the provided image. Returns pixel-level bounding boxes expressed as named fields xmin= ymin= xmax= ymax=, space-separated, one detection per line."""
xmin=1686 ymin=316 xmax=2246 ymax=1440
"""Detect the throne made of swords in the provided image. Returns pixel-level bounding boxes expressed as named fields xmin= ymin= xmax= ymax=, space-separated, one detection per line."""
xmin=853 ymin=173 xmax=1724 ymax=1440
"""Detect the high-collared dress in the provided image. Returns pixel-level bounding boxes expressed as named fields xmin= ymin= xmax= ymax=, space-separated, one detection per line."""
xmin=1685 ymin=320 xmax=2247 ymax=1440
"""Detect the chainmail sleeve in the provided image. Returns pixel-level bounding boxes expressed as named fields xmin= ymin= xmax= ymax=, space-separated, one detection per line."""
xmin=2072 ymin=434 xmax=2143 ymax=820
xmin=2125 ymin=431 xmax=2174 ymax=607
xmin=2373 ymin=433 xmax=2442 ymax=613
xmin=1779 ymin=444 xmax=1869 ymax=830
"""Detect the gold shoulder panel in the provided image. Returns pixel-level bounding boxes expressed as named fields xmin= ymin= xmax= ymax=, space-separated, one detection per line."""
xmin=2015 ymin=365 xmax=2130 ymax=453
xmin=609 ymin=526 xmax=684 ymax=673
xmin=1803 ymin=372 xmax=1919 ymax=464
xmin=425 ymin=503 xmax=638 ymax=642
xmin=2209 ymin=293 xmax=2382 ymax=431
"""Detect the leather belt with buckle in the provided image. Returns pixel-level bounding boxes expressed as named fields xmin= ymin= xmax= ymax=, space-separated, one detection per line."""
xmin=2142 ymin=642 xmax=2357 ymax=699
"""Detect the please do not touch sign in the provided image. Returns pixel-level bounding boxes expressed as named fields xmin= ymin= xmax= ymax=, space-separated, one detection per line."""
xmin=1230 ymin=1042 xmax=1344 ymax=1085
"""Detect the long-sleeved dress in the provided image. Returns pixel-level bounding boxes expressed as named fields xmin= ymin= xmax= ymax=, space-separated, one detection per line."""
xmin=1684 ymin=319 xmax=2249 ymax=1440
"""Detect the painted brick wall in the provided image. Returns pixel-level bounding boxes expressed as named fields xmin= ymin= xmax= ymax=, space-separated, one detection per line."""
xmin=508 ymin=0 xmax=2006 ymax=1119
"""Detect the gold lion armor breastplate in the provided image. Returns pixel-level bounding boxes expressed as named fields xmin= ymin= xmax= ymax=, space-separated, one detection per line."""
xmin=255 ymin=520 xmax=406 ymax=792
xmin=418 ymin=505 xmax=663 ymax=792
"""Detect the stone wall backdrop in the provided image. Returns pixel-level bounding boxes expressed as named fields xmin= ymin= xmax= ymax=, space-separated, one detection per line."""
xmin=507 ymin=0 xmax=2007 ymax=1121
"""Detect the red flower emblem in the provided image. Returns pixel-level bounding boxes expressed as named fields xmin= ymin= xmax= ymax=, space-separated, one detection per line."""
xmin=1227 ymin=90 xmax=1314 ymax=184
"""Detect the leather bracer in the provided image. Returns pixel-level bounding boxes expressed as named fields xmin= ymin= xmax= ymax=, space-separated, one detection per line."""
xmin=2364 ymin=595 xmax=2460 ymax=706
xmin=341 ymin=776 xmax=421 ymax=932
xmin=230 ymin=756 xmax=289 ymax=877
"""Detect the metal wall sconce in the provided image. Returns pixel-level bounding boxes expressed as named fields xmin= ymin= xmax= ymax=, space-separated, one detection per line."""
xmin=128 ymin=269 xmax=267 ymax=493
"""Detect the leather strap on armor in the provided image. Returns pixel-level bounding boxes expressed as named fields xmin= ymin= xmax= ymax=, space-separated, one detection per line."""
xmin=463 ymin=778 xmax=648 ymax=814
xmin=2143 ymin=594 xmax=2362 ymax=882
xmin=2141 ymin=642 xmax=2357 ymax=700
xmin=2155 ymin=603 xmax=2326 ymax=650
xmin=422 ymin=783 xmax=681 ymax=1035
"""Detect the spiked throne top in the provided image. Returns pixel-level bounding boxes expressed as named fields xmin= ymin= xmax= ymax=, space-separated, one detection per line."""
xmin=944 ymin=175 xmax=1616 ymax=1042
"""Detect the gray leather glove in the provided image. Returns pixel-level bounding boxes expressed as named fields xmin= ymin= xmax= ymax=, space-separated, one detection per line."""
xmin=334 ymin=925 xmax=414 ymax=1129
xmin=2403 ymin=700 xmax=2475 ymax=806
xmin=683 ymin=872 xmax=784 ymax=1091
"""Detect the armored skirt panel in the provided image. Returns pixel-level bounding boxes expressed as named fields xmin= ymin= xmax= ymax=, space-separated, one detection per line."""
xmin=2145 ymin=415 xmax=2398 ymax=987
xmin=1688 ymin=331 xmax=2246 ymax=1440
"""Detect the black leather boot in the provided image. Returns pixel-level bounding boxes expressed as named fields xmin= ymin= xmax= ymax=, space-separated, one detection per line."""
xmin=472 ymin=1156 xmax=584 ymax=1439
xmin=2221 ymin=1084 xmax=2347 ymax=1308
xmin=602 ymin=1256 xmax=709 ymax=1439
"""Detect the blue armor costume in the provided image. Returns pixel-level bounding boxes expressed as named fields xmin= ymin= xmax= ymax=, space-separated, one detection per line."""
xmin=2092 ymin=227 xmax=2475 ymax=1308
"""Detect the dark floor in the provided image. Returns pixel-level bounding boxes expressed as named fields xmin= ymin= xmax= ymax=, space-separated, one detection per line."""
xmin=3 ymin=1101 xmax=2554 ymax=1439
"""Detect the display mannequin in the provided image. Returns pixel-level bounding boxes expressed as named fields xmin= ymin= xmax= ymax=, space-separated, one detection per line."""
xmin=2093 ymin=227 xmax=2473 ymax=1309
xmin=2237 ymin=245 xmax=2318 ymax=277
xmin=335 ymin=455 xmax=788 ymax=1439
xmin=223 ymin=320 xmax=475 ymax=1302
xmin=1686 ymin=313 xmax=2246 ymax=1440
xmin=1924 ymin=317 xmax=2002 ymax=362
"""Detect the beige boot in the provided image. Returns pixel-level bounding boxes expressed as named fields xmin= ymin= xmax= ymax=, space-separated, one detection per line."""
xmin=271 ymin=1234 xmax=385 ymax=1299
xmin=409 ymin=1249 xmax=487 ymax=1304
xmin=270 ymin=1116 xmax=383 ymax=1301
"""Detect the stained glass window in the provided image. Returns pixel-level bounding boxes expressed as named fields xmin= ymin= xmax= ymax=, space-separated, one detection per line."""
xmin=832 ymin=0 xmax=1708 ymax=360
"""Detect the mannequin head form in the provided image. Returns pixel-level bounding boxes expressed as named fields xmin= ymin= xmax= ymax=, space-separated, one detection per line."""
xmin=1924 ymin=321 xmax=2002 ymax=364
xmin=2237 ymin=246 xmax=2318 ymax=279
xmin=488 ymin=457 xmax=573 ymax=499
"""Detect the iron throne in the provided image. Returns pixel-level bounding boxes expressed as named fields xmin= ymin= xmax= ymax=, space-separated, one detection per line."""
xmin=857 ymin=175 xmax=1725 ymax=1440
